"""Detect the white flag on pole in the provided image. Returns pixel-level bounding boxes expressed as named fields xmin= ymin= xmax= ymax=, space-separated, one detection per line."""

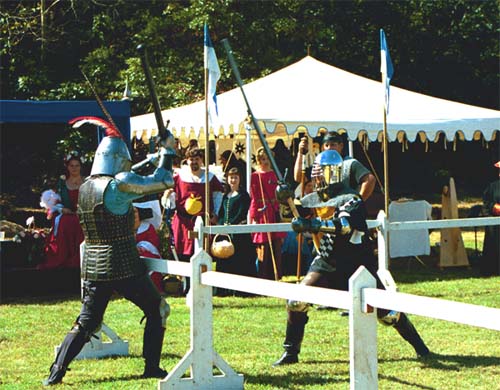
xmin=380 ymin=29 xmax=394 ymax=114
xmin=204 ymin=24 xmax=221 ymax=124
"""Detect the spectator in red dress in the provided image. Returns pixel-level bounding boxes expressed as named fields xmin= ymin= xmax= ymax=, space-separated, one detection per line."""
xmin=249 ymin=147 xmax=286 ymax=280
xmin=38 ymin=154 xmax=84 ymax=269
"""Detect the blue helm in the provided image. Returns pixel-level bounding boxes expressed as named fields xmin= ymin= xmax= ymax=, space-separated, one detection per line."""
xmin=312 ymin=150 xmax=343 ymax=201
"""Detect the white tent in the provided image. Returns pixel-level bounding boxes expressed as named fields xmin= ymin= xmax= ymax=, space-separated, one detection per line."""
xmin=131 ymin=56 xmax=500 ymax=145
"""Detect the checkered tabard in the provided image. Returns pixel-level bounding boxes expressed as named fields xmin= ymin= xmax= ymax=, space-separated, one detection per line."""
xmin=319 ymin=233 xmax=336 ymax=262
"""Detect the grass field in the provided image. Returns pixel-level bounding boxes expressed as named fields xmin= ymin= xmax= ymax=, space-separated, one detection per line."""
xmin=1 ymin=246 xmax=499 ymax=390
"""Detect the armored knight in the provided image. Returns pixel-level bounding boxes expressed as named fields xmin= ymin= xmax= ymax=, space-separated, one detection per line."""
xmin=43 ymin=117 xmax=175 ymax=386
xmin=273 ymin=149 xmax=430 ymax=367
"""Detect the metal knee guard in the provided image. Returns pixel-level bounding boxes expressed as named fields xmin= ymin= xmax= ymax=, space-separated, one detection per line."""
xmin=159 ymin=297 xmax=170 ymax=328
xmin=378 ymin=310 xmax=401 ymax=326
xmin=287 ymin=299 xmax=311 ymax=313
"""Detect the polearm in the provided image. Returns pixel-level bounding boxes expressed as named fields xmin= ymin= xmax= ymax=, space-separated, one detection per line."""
xmin=137 ymin=44 xmax=172 ymax=143
xmin=80 ymin=69 xmax=120 ymax=133
xmin=222 ymin=39 xmax=300 ymax=219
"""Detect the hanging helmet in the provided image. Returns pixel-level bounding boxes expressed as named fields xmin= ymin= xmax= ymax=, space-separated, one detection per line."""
xmin=69 ymin=116 xmax=132 ymax=176
xmin=312 ymin=149 xmax=343 ymax=201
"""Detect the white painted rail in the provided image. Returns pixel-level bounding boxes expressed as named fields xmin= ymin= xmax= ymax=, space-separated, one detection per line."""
xmin=201 ymin=271 xmax=351 ymax=309
xmin=70 ymin=213 xmax=499 ymax=389
xmin=364 ymin=288 xmax=500 ymax=331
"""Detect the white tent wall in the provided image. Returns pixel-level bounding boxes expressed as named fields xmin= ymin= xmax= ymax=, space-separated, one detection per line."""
xmin=131 ymin=56 xmax=500 ymax=147
xmin=130 ymin=56 xmax=499 ymax=198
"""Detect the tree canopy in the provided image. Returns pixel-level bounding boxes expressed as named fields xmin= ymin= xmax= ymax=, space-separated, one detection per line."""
xmin=1 ymin=0 xmax=499 ymax=116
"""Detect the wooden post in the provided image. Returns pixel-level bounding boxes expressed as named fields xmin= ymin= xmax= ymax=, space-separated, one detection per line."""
xmin=439 ymin=177 xmax=469 ymax=268
xmin=349 ymin=266 xmax=377 ymax=390
xmin=159 ymin=249 xmax=244 ymax=389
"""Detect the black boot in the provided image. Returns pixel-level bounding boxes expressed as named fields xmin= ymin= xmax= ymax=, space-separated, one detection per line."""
xmin=143 ymin=366 xmax=168 ymax=378
xmin=272 ymin=312 xmax=308 ymax=367
xmin=142 ymin=324 xmax=167 ymax=378
xmin=42 ymin=364 xmax=67 ymax=386
xmin=393 ymin=313 xmax=430 ymax=357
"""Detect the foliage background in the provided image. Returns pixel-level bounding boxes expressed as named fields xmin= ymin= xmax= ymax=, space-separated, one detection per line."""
xmin=1 ymin=0 xmax=498 ymax=113
xmin=0 ymin=0 xmax=499 ymax=209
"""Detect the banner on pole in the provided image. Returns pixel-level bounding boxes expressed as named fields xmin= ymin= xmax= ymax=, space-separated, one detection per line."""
xmin=204 ymin=24 xmax=221 ymax=124
xmin=380 ymin=29 xmax=394 ymax=114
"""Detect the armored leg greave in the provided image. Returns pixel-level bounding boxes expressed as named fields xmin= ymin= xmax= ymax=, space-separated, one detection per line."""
xmin=142 ymin=318 xmax=167 ymax=378
xmin=392 ymin=313 xmax=430 ymax=357
xmin=272 ymin=311 xmax=309 ymax=366
xmin=43 ymin=324 xmax=90 ymax=386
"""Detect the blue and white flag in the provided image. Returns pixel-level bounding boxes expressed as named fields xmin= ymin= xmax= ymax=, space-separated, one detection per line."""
xmin=204 ymin=24 xmax=221 ymax=124
xmin=380 ymin=29 xmax=394 ymax=114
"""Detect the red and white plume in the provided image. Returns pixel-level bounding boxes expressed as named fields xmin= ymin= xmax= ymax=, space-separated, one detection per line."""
xmin=69 ymin=116 xmax=123 ymax=138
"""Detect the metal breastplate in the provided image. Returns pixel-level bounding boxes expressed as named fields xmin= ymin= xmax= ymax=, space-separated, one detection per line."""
xmin=78 ymin=176 xmax=144 ymax=281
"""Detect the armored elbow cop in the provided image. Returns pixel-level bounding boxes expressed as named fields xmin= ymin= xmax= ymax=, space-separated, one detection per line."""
xmin=291 ymin=216 xmax=351 ymax=236
xmin=115 ymin=171 xmax=173 ymax=194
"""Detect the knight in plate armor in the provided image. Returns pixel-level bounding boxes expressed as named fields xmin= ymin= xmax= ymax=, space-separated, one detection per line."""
xmin=273 ymin=148 xmax=430 ymax=367
xmin=44 ymin=116 xmax=175 ymax=385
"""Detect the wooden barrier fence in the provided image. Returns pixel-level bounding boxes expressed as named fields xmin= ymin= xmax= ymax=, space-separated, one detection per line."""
xmin=63 ymin=212 xmax=499 ymax=389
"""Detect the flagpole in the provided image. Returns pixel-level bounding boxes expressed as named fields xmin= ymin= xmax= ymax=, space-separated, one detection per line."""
xmin=383 ymin=105 xmax=389 ymax=215
xmin=380 ymin=29 xmax=393 ymax=218
xmin=204 ymin=37 xmax=210 ymax=252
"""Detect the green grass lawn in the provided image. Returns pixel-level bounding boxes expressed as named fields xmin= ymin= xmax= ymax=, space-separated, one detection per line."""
xmin=1 ymin=257 xmax=499 ymax=390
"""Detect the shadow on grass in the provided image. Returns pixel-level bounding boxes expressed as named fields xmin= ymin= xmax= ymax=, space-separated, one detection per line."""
xmin=123 ymin=351 xmax=184 ymax=361
xmin=1 ymin=292 xmax=81 ymax=305
xmin=377 ymin=374 xmax=436 ymax=389
xmin=415 ymin=352 xmax=500 ymax=371
xmin=246 ymin=353 xmax=500 ymax=389
xmin=295 ymin=352 xmax=500 ymax=371
xmin=377 ymin=353 xmax=500 ymax=389
xmin=82 ymin=373 xmax=156 ymax=385
xmin=243 ymin=370 xmax=348 ymax=388
xmin=377 ymin=352 xmax=500 ymax=368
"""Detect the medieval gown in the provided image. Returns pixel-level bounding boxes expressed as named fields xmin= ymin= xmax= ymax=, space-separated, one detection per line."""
xmin=171 ymin=168 xmax=223 ymax=259
xmin=214 ymin=190 xmax=255 ymax=280
xmin=249 ymin=170 xmax=286 ymax=280
xmin=39 ymin=178 xmax=84 ymax=269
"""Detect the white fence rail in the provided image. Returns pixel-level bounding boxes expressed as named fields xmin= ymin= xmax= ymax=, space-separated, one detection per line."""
xmin=71 ymin=212 xmax=499 ymax=389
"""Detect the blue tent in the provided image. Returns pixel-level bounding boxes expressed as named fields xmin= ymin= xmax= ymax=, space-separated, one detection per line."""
xmin=0 ymin=100 xmax=131 ymax=144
